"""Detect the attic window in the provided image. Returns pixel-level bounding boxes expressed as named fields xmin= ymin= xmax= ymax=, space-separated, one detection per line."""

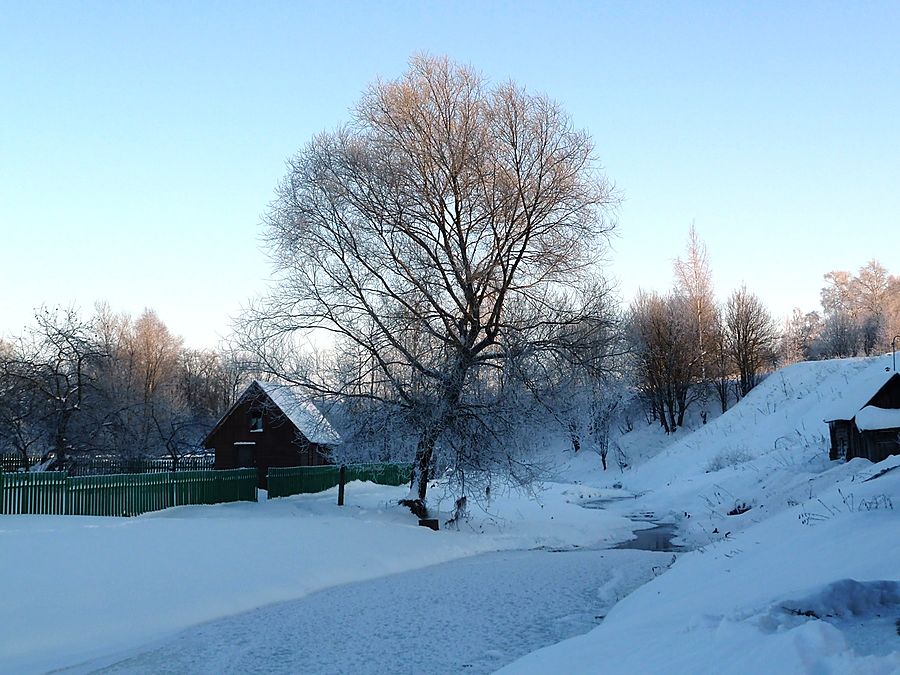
xmin=249 ymin=412 xmax=263 ymax=433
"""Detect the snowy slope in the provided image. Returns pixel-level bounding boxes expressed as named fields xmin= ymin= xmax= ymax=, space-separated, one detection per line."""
xmin=609 ymin=356 xmax=895 ymax=548
xmin=504 ymin=356 xmax=900 ymax=674
xmin=503 ymin=455 xmax=900 ymax=674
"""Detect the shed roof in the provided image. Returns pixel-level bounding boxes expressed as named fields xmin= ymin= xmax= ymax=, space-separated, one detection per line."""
xmin=823 ymin=363 xmax=899 ymax=423
xmin=855 ymin=406 xmax=900 ymax=432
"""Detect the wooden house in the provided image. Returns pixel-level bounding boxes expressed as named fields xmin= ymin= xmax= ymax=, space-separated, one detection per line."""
xmin=202 ymin=380 xmax=340 ymax=489
xmin=824 ymin=368 xmax=900 ymax=463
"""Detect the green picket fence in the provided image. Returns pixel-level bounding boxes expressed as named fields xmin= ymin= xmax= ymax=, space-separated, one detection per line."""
xmin=345 ymin=463 xmax=412 ymax=487
xmin=0 ymin=469 xmax=257 ymax=517
xmin=267 ymin=463 xmax=413 ymax=499
xmin=0 ymin=472 xmax=67 ymax=514
xmin=67 ymin=473 xmax=174 ymax=516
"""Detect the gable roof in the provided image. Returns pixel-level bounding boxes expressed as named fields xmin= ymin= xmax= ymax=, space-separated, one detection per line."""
xmin=202 ymin=380 xmax=341 ymax=447
xmin=823 ymin=361 xmax=900 ymax=423
xmin=252 ymin=381 xmax=341 ymax=445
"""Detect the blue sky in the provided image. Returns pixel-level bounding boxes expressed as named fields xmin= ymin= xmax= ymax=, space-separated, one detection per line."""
xmin=2 ymin=1 xmax=898 ymax=346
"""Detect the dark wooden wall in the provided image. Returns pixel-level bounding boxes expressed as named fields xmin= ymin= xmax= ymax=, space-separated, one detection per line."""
xmin=867 ymin=374 xmax=900 ymax=409
xmin=204 ymin=396 xmax=332 ymax=489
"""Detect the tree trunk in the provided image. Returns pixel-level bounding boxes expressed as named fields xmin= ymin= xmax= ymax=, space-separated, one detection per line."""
xmin=412 ymin=432 xmax=434 ymax=502
xmin=401 ymin=427 xmax=438 ymax=519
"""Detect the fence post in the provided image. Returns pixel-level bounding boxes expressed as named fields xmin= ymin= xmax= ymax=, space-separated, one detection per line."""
xmin=337 ymin=465 xmax=346 ymax=506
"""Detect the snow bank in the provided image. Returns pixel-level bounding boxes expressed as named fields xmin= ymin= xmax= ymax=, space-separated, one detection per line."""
xmin=583 ymin=356 xmax=898 ymax=550
xmin=502 ymin=456 xmax=900 ymax=674
xmin=781 ymin=578 xmax=900 ymax=620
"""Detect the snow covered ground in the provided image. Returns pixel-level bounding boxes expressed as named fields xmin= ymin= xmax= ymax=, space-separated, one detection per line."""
xmin=0 ymin=480 xmax=638 ymax=674
xmin=67 ymin=548 xmax=669 ymax=674
xmin=2 ymin=355 xmax=899 ymax=674
xmin=503 ymin=456 xmax=900 ymax=674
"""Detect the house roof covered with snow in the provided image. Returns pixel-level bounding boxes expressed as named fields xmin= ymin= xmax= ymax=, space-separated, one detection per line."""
xmin=202 ymin=380 xmax=341 ymax=447
xmin=822 ymin=361 xmax=899 ymax=423
xmin=251 ymin=380 xmax=341 ymax=445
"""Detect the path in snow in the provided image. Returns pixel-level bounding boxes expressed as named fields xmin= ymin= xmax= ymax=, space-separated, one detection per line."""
xmin=74 ymin=548 xmax=671 ymax=675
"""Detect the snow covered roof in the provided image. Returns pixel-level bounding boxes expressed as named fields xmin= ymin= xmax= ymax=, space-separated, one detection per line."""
xmin=855 ymin=406 xmax=900 ymax=432
xmin=251 ymin=380 xmax=341 ymax=445
xmin=822 ymin=363 xmax=899 ymax=423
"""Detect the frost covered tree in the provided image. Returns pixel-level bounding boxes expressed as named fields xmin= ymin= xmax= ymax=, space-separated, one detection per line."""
xmin=626 ymin=227 xmax=715 ymax=432
xmin=0 ymin=308 xmax=105 ymax=467
xmin=240 ymin=55 xmax=618 ymax=516
xmin=779 ymin=309 xmax=823 ymax=364
xmin=673 ymin=225 xmax=715 ymax=379
xmin=0 ymin=306 xmax=238 ymax=469
xmin=724 ymin=286 xmax=776 ymax=397
xmin=0 ymin=358 xmax=48 ymax=469
xmin=817 ymin=260 xmax=900 ymax=357
xmin=629 ymin=291 xmax=701 ymax=432
xmin=708 ymin=306 xmax=733 ymax=413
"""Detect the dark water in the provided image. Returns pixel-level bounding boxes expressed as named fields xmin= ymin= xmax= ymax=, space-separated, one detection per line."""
xmin=612 ymin=522 xmax=683 ymax=552
xmin=582 ymin=500 xmax=684 ymax=552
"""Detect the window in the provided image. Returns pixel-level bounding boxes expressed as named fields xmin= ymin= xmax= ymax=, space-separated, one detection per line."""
xmin=235 ymin=442 xmax=256 ymax=467
xmin=249 ymin=412 xmax=263 ymax=432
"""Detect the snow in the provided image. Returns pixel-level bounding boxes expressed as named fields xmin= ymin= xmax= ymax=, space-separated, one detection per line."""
xmin=3 ymin=355 xmax=900 ymax=674
xmin=501 ymin=463 xmax=900 ymax=673
xmin=0 ymin=480 xmax=636 ymax=674
xmin=255 ymin=380 xmax=342 ymax=445
xmin=856 ymin=405 xmax=900 ymax=431
xmin=71 ymin=549 xmax=670 ymax=674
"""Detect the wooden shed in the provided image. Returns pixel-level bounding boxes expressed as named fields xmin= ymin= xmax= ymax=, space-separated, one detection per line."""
xmin=824 ymin=369 xmax=900 ymax=463
xmin=202 ymin=380 xmax=340 ymax=489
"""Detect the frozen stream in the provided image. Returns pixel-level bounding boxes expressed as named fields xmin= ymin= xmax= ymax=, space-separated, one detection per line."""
xmin=69 ymin=547 xmax=672 ymax=675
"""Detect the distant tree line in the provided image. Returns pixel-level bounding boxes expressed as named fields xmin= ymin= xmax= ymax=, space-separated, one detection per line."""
xmin=0 ymin=305 xmax=256 ymax=471
xmin=782 ymin=260 xmax=900 ymax=362
xmin=627 ymin=226 xmax=778 ymax=433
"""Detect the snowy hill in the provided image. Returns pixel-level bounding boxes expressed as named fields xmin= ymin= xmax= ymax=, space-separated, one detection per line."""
xmin=504 ymin=355 xmax=900 ymax=674
xmin=618 ymin=355 xmax=895 ymax=547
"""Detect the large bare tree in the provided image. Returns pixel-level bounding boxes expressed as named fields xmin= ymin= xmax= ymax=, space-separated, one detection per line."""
xmin=242 ymin=56 xmax=617 ymax=515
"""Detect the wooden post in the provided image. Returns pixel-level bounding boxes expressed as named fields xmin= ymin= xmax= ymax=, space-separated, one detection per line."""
xmin=338 ymin=465 xmax=346 ymax=506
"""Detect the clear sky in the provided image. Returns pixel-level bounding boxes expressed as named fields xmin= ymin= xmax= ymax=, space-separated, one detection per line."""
xmin=2 ymin=1 xmax=898 ymax=347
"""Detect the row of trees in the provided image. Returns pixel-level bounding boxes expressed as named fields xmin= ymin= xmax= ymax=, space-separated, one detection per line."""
xmin=0 ymin=306 xmax=251 ymax=471
xmin=782 ymin=260 xmax=900 ymax=362
xmin=629 ymin=227 xmax=776 ymax=433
